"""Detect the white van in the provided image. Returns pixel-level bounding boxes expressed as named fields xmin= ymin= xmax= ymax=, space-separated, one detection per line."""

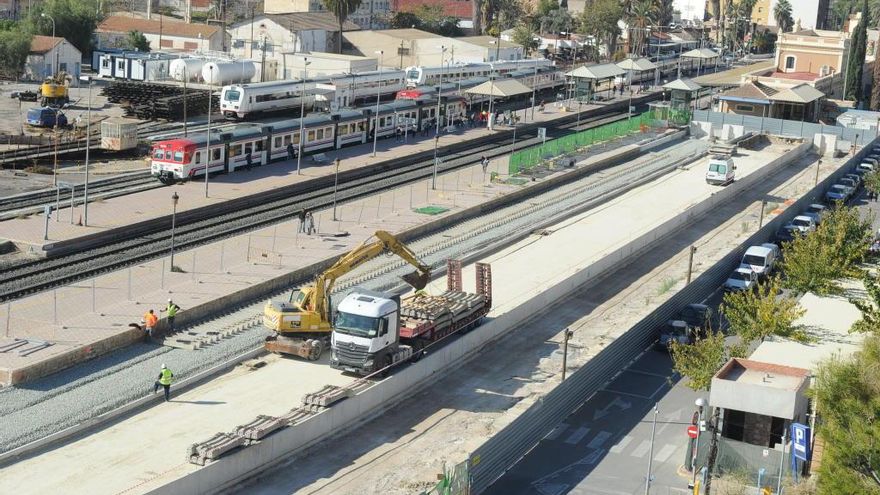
xmin=741 ymin=245 xmax=777 ymax=277
xmin=706 ymin=155 xmax=735 ymax=185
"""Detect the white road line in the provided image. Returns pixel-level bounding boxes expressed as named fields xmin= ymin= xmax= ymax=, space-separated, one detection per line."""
xmin=625 ymin=368 xmax=670 ymax=379
xmin=630 ymin=440 xmax=652 ymax=458
xmin=545 ymin=423 xmax=568 ymax=441
xmin=588 ymin=431 xmax=613 ymax=449
xmin=648 ymin=380 xmax=669 ymax=399
xmin=564 ymin=426 xmax=590 ymax=445
xmin=601 ymin=389 xmax=652 ymax=400
xmin=653 ymin=443 xmax=678 ymax=463
xmin=609 ymin=435 xmax=633 ymax=454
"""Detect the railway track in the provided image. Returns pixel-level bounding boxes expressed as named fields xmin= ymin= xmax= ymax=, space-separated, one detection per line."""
xmin=0 ymin=97 xmax=658 ymax=302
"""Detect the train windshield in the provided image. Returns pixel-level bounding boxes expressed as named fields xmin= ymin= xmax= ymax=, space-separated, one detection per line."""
xmin=224 ymin=90 xmax=241 ymax=102
xmin=406 ymin=69 xmax=420 ymax=81
xmin=153 ymin=149 xmax=164 ymax=159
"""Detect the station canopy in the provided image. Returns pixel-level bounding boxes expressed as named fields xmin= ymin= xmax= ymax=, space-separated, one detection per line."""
xmin=616 ymin=58 xmax=657 ymax=72
xmin=680 ymin=48 xmax=720 ymax=60
xmin=662 ymin=78 xmax=703 ymax=92
xmin=464 ymin=79 xmax=533 ymax=97
xmin=768 ymin=84 xmax=825 ymax=104
xmin=565 ymin=63 xmax=625 ymax=80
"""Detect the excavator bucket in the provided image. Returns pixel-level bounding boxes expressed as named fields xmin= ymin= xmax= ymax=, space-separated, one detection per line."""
xmin=401 ymin=270 xmax=430 ymax=290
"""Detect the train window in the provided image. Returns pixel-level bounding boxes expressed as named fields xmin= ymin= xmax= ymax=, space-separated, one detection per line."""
xmin=194 ymin=152 xmax=201 ymax=164
xmin=174 ymin=151 xmax=184 ymax=162
xmin=165 ymin=151 xmax=172 ymax=160
xmin=255 ymin=141 xmax=264 ymax=151
xmin=244 ymin=143 xmax=253 ymax=155
xmin=316 ymin=129 xmax=324 ymax=140
xmin=154 ymin=149 xmax=164 ymax=159
xmin=357 ymin=122 xmax=365 ymax=131
xmin=212 ymin=148 xmax=221 ymax=160
xmin=230 ymin=144 xmax=242 ymax=157
xmin=283 ymin=135 xmax=291 ymax=146
xmin=308 ymin=130 xmax=316 ymax=141
xmin=293 ymin=132 xmax=300 ymax=144
xmin=274 ymin=137 xmax=281 ymax=148
xmin=338 ymin=125 xmax=348 ymax=136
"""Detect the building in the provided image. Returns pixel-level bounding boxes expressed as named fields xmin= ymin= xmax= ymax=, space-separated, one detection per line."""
xmin=456 ymin=36 xmax=523 ymax=62
xmin=96 ymin=15 xmax=223 ymax=52
xmin=282 ymin=51 xmax=377 ymax=79
xmin=24 ymin=35 xmax=81 ymax=80
xmin=264 ymin=0 xmax=388 ymax=29
xmin=707 ymin=0 xmax=828 ymax=30
xmin=228 ymin=13 xmax=360 ymax=67
xmin=710 ymin=358 xmax=810 ymax=448
xmin=391 ymin=0 xmax=473 ymax=22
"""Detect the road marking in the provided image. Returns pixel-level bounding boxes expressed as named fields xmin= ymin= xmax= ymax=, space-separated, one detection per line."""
xmin=609 ymin=435 xmax=633 ymax=454
xmin=653 ymin=443 xmax=678 ymax=463
xmin=593 ymin=396 xmax=633 ymax=420
xmin=531 ymin=449 xmax=606 ymax=485
xmin=564 ymin=426 xmax=590 ymax=445
xmin=602 ymin=389 xmax=652 ymax=400
xmin=545 ymin=423 xmax=568 ymax=441
xmin=648 ymin=380 xmax=670 ymax=399
xmin=588 ymin=431 xmax=613 ymax=449
xmin=533 ymin=482 xmax=569 ymax=495
xmin=630 ymin=440 xmax=652 ymax=458
xmin=625 ymin=368 xmax=670 ymax=379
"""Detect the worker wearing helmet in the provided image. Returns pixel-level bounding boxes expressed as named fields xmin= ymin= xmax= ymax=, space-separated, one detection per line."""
xmin=153 ymin=364 xmax=174 ymax=402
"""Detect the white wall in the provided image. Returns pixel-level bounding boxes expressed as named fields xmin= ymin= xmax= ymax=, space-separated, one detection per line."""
xmin=24 ymin=41 xmax=82 ymax=80
xmin=229 ymin=20 xmax=327 ymax=67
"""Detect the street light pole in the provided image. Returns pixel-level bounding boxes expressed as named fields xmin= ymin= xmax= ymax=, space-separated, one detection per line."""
xmin=205 ymin=66 xmax=213 ymax=197
xmin=690 ymin=397 xmax=706 ymax=488
xmin=42 ymin=13 xmax=56 ymax=74
xmin=79 ymin=75 xmax=92 ymax=227
xmin=431 ymin=135 xmax=440 ymax=189
xmin=372 ymin=50 xmax=384 ymax=157
xmin=170 ymin=192 xmax=179 ymax=271
xmin=531 ymin=62 xmax=538 ymax=122
xmin=435 ymin=45 xmax=446 ymax=136
xmin=561 ymin=328 xmax=573 ymax=380
xmin=296 ymin=58 xmax=310 ymax=174
xmin=644 ymin=403 xmax=659 ymax=495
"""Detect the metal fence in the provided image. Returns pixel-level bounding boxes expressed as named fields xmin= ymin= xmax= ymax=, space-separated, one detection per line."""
xmin=421 ymin=460 xmax=470 ymax=495
xmin=692 ymin=109 xmax=877 ymax=145
xmin=467 ymin=136 xmax=879 ymax=493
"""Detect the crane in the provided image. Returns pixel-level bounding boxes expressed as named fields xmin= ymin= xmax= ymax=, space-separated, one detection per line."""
xmin=263 ymin=230 xmax=430 ymax=360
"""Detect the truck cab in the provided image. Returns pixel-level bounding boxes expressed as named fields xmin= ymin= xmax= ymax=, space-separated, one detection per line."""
xmin=706 ymin=155 xmax=735 ymax=185
xmin=330 ymin=290 xmax=403 ymax=375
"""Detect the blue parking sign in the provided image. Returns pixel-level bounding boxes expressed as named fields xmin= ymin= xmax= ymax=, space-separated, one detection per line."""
xmin=791 ymin=423 xmax=810 ymax=461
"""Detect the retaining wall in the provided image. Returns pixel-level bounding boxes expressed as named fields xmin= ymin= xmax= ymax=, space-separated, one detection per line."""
xmin=145 ymin=138 xmax=815 ymax=495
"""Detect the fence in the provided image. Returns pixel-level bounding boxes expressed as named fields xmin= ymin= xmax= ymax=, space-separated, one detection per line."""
xmin=507 ymin=110 xmax=682 ymax=175
xmin=420 ymin=460 xmax=469 ymax=495
xmin=692 ymin=109 xmax=877 ymax=145
xmin=467 ymin=136 xmax=880 ymax=493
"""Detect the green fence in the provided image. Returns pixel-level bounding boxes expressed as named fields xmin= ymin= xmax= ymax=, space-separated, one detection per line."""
xmin=508 ymin=109 xmax=691 ymax=175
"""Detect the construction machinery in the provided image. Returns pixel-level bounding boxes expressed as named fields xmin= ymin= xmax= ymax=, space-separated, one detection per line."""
xmin=40 ymin=71 xmax=71 ymax=107
xmin=263 ymin=231 xmax=431 ymax=360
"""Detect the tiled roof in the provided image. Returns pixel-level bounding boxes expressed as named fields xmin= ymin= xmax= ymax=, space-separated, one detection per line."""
xmin=769 ymin=83 xmax=826 ymax=103
xmin=392 ymin=0 xmax=473 ymax=19
xmin=30 ymin=35 xmax=63 ymax=54
xmin=97 ymin=15 xmax=220 ymax=38
xmin=769 ymin=71 xmax=820 ymax=81
xmin=257 ymin=12 xmax=360 ymax=32
xmin=719 ymin=81 xmax=778 ymax=101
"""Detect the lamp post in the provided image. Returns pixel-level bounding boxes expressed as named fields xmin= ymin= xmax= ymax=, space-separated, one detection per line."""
xmin=531 ymin=62 xmax=538 ymax=122
xmin=205 ymin=64 xmax=213 ymax=197
xmin=431 ymin=135 xmax=440 ymax=189
xmin=435 ymin=45 xmax=446 ymax=136
xmin=488 ymin=38 xmax=500 ymax=130
xmin=79 ymin=75 xmax=92 ymax=226
xmin=372 ymin=50 xmax=384 ymax=157
xmin=169 ymin=192 xmax=179 ymax=271
xmin=42 ymin=13 xmax=56 ymax=74
xmin=296 ymin=58 xmax=310 ymax=174
xmin=690 ymin=397 xmax=706 ymax=488
xmin=645 ymin=403 xmax=659 ymax=495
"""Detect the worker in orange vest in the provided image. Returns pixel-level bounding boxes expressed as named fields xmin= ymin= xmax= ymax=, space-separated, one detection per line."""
xmin=142 ymin=309 xmax=158 ymax=341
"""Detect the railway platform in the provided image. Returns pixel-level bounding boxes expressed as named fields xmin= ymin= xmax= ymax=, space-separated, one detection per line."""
xmin=0 ymin=138 xmax=839 ymax=495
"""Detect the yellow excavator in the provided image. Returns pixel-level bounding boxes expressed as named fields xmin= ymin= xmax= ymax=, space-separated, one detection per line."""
xmin=40 ymin=71 xmax=71 ymax=108
xmin=263 ymin=230 xmax=431 ymax=360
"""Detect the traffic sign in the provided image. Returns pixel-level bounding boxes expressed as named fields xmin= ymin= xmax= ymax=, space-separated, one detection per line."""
xmin=791 ymin=423 xmax=811 ymax=461
xmin=687 ymin=425 xmax=698 ymax=439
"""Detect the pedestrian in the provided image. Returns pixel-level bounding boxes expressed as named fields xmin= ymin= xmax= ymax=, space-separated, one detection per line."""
xmin=162 ymin=299 xmax=180 ymax=332
xmin=481 ymin=155 xmax=489 ymax=174
xmin=304 ymin=211 xmax=315 ymax=235
xmin=395 ymin=126 xmax=402 ymax=141
xmin=142 ymin=309 xmax=158 ymax=342
xmin=287 ymin=142 xmax=296 ymax=161
xmin=245 ymin=150 xmax=253 ymax=170
xmin=153 ymin=364 xmax=174 ymax=402
xmin=297 ymin=209 xmax=306 ymax=233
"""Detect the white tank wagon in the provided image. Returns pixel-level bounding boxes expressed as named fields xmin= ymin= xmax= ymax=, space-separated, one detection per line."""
xmin=203 ymin=61 xmax=257 ymax=85
xmin=170 ymin=58 xmax=206 ymax=82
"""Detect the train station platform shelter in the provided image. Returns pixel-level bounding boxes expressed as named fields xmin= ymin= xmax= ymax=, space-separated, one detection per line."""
xmin=616 ymin=57 xmax=657 ymax=85
xmin=565 ymin=63 xmax=626 ymax=100
xmin=663 ymin=78 xmax=704 ymax=110
xmin=465 ymin=79 xmax=533 ymax=129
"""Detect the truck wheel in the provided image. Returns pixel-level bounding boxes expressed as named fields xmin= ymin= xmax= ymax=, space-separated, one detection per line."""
xmin=379 ymin=355 xmax=393 ymax=378
xmin=307 ymin=340 xmax=323 ymax=361
xmin=410 ymin=341 xmax=425 ymax=362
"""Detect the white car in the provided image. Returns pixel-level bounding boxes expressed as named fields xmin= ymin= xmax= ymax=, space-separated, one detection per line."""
xmin=724 ymin=267 xmax=758 ymax=292
xmin=791 ymin=215 xmax=817 ymax=233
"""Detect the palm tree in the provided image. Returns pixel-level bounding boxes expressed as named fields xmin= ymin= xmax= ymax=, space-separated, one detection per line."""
xmin=627 ymin=0 xmax=656 ymax=56
xmin=773 ymin=0 xmax=794 ymax=33
xmin=323 ymin=0 xmax=363 ymax=53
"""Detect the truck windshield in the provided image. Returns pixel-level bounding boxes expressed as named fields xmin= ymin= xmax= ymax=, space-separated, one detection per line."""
xmin=709 ymin=163 xmax=727 ymax=173
xmin=743 ymin=255 xmax=766 ymax=267
xmin=335 ymin=311 xmax=379 ymax=337
xmin=291 ymin=290 xmax=306 ymax=307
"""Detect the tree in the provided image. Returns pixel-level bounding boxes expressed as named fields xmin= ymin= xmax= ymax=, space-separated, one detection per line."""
xmin=851 ymin=273 xmax=880 ymax=334
xmin=626 ymin=0 xmax=656 ymax=56
xmin=123 ymin=30 xmax=151 ymax=52
xmin=578 ymin=0 xmax=622 ymax=59
xmin=542 ymin=8 xmax=573 ymax=37
xmin=0 ymin=28 xmax=31 ymax=80
xmin=669 ymin=331 xmax=728 ymax=391
xmin=412 ymin=5 xmax=462 ymax=37
xmin=27 ymin=0 xmax=104 ymax=56
xmin=511 ymin=24 xmax=539 ymax=55
xmin=865 ymin=171 xmax=880 ymax=200
xmin=322 ymin=0 xmax=363 ymax=54
xmin=845 ymin=0 xmax=869 ymax=104
xmin=773 ymin=0 xmax=794 ymax=33
xmin=495 ymin=0 xmax=527 ymax=32
xmin=812 ymin=334 xmax=880 ymax=494
xmin=873 ymin=35 xmax=880 ymax=110
xmin=721 ymin=276 xmax=808 ymax=346
xmin=657 ymin=0 xmax=675 ymax=27
xmin=473 ymin=0 xmax=483 ymax=34
xmin=536 ymin=0 xmax=559 ymax=18
xmin=389 ymin=11 xmax=421 ymax=29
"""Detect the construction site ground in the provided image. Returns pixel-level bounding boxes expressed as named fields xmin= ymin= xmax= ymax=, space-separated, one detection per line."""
xmin=227 ymin=148 xmax=847 ymax=494
xmin=0 ymin=139 xmax=841 ymax=495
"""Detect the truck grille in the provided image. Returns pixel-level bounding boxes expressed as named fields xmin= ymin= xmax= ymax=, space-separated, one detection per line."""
xmin=335 ymin=341 xmax=370 ymax=363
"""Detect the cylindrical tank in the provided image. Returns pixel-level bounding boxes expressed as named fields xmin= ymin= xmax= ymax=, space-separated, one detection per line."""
xmin=170 ymin=58 xmax=206 ymax=82
xmin=202 ymin=61 xmax=257 ymax=85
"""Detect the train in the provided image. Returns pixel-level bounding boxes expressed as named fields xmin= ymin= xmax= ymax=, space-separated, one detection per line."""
xmin=217 ymin=59 xmax=562 ymax=120
xmin=397 ymin=67 xmax=564 ymax=105
xmin=151 ymin=96 xmax=467 ymax=183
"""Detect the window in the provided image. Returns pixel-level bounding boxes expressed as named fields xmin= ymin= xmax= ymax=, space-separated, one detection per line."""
xmin=293 ymin=132 xmax=300 ymax=144
xmin=308 ymin=130 xmax=316 ymax=141
xmin=212 ymin=148 xmax=221 ymax=160
xmin=194 ymin=151 xmax=201 ymax=164
xmin=244 ymin=143 xmax=253 ymax=155
xmin=339 ymin=124 xmax=349 ymax=136
xmin=160 ymin=39 xmax=173 ymax=48
xmin=224 ymin=90 xmax=241 ymax=102
xmin=165 ymin=151 xmax=172 ymax=160
xmin=102 ymin=59 xmax=110 ymax=68
xmin=316 ymin=129 xmax=324 ymax=140
xmin=153 ymin=149 xmax=164 ymax=159
xmin=117 ymin=60 xmax=125 ymax=70
xmin=173 ymin=151 xmax=184 ymax=162
xmin=283 ymin=135 xmax=292 ymax=146
xmin=785 ymin=56 xmax=795 ymax=70
xmin=255 ymin=140 xmax=264 ymax=151
xmin=230 ymin=144 xmax=242 ymax=157
xmin=735 ymin=104 xmax=754 ymax=112
xmin=274 ymin=136 xmax=281 ymax=148
xmin=183 ymin=41 xmax=197 ymax=50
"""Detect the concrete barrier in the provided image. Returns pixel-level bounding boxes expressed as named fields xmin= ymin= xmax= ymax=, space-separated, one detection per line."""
xmin=145 ymin=138 xmax=814 ymax=495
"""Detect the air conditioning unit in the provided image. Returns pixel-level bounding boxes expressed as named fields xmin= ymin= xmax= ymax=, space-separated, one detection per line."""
xmin=819 ymin=65 xmax=831 ymax=76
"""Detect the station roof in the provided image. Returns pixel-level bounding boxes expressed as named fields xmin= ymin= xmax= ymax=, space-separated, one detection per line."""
xmin=717 ymin=81 xmax=778 ymax=103
xmin=769 ymin=84 xmax=825 ymax=104
xmin=566 ymin=63 xmax=625 ymax=80
xmin=616 ymin=58 xmax=657 ymax=72
xmin=663 ymin=78 xmax=702 ymax=91
xmin=465 ymin=79 xmax=532 ymax=97
xmin=98 ymin=15 xmax=220 ymax=38
xmin=681 ymin=48 xmax=720 ymax=60
xmin=693 ymin=60 xmax=774 ymax=87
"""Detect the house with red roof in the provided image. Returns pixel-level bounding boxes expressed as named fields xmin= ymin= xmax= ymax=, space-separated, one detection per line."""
xmin=25 ymin=35 xmax=82 ymax=80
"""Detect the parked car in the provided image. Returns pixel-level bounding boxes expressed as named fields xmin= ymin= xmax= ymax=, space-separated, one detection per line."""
xmin=776 ymin=224 xmax=801 ymax=244
xmin=844 ymin=173 xmax=863 ymax=188
xmin=839 ymin=176 xmax=859 ymax=192
xmin=825 ymin=184 xmax=850 ymax=203
xmin=658 ymin=320 xmax=691 ymax=349
xmin=13 ymin=90 xmax=38 ymax=102
xmin=706 ymin=155 xmax=736 ymax=185
xmin=724 ymin=267 xmax=758 ymax=292
xmin=802 ymin=203 xmax=826 ymax=224
xmin=26 ymin=107 xmax=67 ymax=128
xmin=741 ymin=244 xmax=778 ymax=277
xmin=791 ymin=215 xmax=817 ymax=233
xmin=855 ymin=163 xmax=875 ymax=175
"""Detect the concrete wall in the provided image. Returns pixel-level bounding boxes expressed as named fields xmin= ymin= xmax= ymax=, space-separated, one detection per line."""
xmin=145 ymin=137 xmax=814 ymax=495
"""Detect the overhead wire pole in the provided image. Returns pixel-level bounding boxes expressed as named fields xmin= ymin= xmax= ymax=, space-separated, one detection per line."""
xmin=205 ymin=65 xmax=213 ymax=197
xmin=296 ymin=57 xmax=310 ymax=174
xmin=435 ymin=45 xmax=446 ymax=136
xmin=80 ymin=76 xmax=92 ymax=226
xmin=372 ymin=50 xmax=383 ymax=157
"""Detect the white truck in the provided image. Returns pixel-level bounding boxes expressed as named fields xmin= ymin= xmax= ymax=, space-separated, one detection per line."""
xmin=330 ymin=261 xmax=492 ymax=376
xmin=706 ymin=155 xmax=735 ymax=185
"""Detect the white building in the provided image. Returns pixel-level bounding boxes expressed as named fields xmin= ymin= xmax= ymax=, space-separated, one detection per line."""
xmin=264 ymin=0 xmax=388 ymax=29
xmin=282 ymin=52 xmax=377 ymax=79
xmin=456 ymin=36 xmax=523 ymax=62
xmin=25 ymin=35 xmax=82 ymax=80
xmin=228 ymin=12 xmax=360 ymax=65
xmin=96 ymin=15 xmax=223 ymax=52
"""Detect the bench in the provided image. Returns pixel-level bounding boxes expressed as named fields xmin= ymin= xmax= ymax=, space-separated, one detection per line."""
xmin=311 ymin=153 xmax=328 ymax=164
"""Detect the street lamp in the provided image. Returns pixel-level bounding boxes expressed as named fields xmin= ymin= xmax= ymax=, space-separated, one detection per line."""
xmin=372 ymin=50 xmax=384 ymax=158
xmin=296 ymin=58 xmax=310 ymax=175
xmin=79 ymin=75 xmax=93 ymax=226
xmin=530 ymin=62 xmax=538 ymax=122
xmin=169 ymin=192 xmax=179 ymax=271
xmin=435 ymin=45 xmax=446 ymax=136
xmin=42 ymin=13 xmax=56 ymax=74
xmin=205 ymin=64 xmax=214 ymax=197
xmin=431 ymin=135 xmax=440 ymax=189
xmin=690 ymin=397 xmax=707 ymax=489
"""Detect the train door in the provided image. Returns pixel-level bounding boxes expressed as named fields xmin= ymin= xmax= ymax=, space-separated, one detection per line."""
xmin=264 ymin=134 xmax=272 ymax=164
xmin=223 ymin=143 xmax=230 ymax=174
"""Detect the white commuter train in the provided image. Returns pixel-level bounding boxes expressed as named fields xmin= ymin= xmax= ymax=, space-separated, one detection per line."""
xmin=220 ymin=80 xmax=320 ymax=120
xmin=404 ymin=59 xmax=554 ymax=87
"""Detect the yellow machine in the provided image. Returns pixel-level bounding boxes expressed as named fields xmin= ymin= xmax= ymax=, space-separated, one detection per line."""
xmin=40 ymin=71 xmax=70 ymax=107
xmin=263 ymin=230 xmax=431 ymax=360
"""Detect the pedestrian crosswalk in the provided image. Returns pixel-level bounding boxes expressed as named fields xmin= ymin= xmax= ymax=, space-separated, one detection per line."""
xmin=545 ymin=424 xmax=683 ymax=463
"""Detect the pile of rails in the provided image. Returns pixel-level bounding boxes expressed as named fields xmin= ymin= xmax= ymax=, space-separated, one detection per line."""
xmin=101 ymin=81 xmax=216 ymax=121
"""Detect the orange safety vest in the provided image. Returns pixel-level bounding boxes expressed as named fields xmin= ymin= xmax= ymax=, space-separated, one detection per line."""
xmin=143 ymin=312 xmax=158 ymax=327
